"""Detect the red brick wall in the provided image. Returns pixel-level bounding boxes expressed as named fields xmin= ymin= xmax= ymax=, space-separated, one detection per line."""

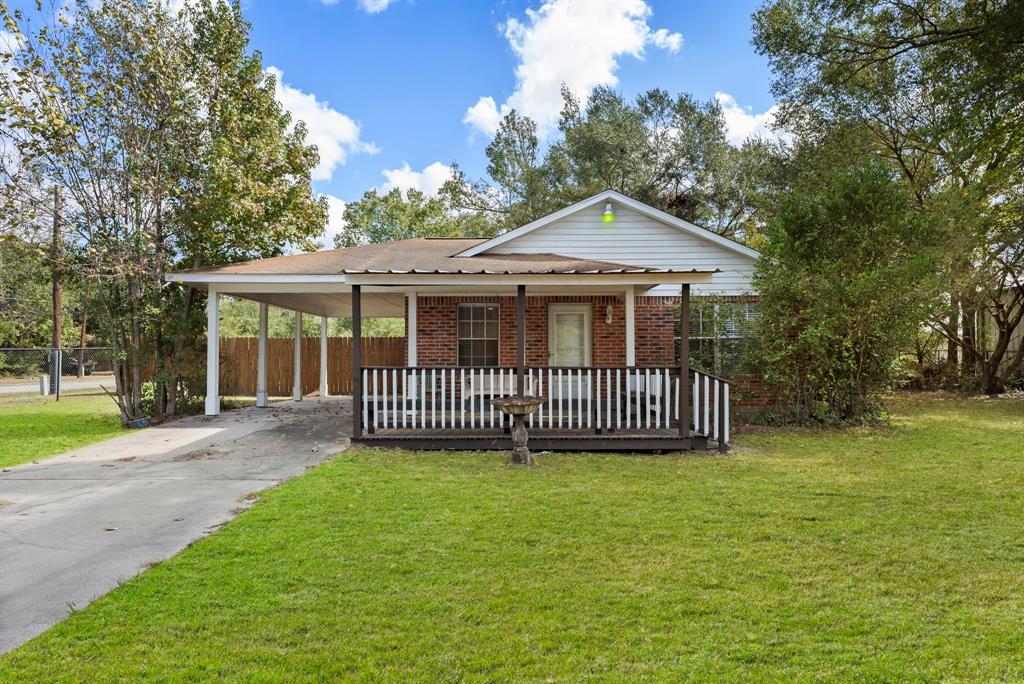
xmin=413 ymin=295 xmax=625 ymax=367
xmin=407 ymin=293 xmax=775 ymax=422
xmin=635 ymin=296 xmax=678 ymax=366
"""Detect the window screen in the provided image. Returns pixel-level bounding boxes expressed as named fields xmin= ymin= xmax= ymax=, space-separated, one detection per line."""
xmin=458 ymin=304 xmax=499 ymax=366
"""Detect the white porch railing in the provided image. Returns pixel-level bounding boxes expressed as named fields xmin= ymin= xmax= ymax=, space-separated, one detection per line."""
xmin=360 ymin=366 xmax=730 ymax=449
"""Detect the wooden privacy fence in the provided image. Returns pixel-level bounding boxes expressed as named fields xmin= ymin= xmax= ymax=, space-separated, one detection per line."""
xmin=219 ymin=337 xmax=405 ymax=397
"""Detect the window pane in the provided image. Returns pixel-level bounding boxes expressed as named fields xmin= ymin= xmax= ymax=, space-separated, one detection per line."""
xmin=484 ymin=340 xmax=499 ymax=366
xmin=458 ymin=303 xmax=499 ymax=365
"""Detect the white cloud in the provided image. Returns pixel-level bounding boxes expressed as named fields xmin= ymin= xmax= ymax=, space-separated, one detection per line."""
xmin=464 ymin=0 xmax=682 ymax=137
xmin=714 ymin=91 xmax=786 ymax=146
xmin=649 ymin=28 xmax=682 ymax=53
xmin=321 ymin=194 xmax=347 ymax=249
xmin=379 ymin=161 xmax=453 ymax=197
xmin=462 ymin=96 xmax=503 ymax=137
xmin=356 ymin=0 xmax=393 ymax=12
xmin=267 ymin=66 xmax=378 ymax=182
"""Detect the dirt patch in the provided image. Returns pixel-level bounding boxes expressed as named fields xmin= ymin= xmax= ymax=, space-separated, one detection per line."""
xmin=171 ymin=447 xmax=226 ymax=462
xmin=0 ymin=499 xmax=10 ymax=508
xmin=115 ymin=456 xmax=136 ymax=463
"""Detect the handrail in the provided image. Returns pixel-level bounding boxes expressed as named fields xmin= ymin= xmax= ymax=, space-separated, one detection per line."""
xmin=361 ymin=364 xmax=731 ymax=384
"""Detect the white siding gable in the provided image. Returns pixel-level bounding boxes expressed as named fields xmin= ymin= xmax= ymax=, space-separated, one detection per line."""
xmin=483 ymin=202 xmax=757 ymax=296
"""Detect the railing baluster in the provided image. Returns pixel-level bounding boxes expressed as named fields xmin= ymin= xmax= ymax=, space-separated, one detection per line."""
xmin=644 ymin=368 xmax=650 ymax=429
xmin=624 ymin=370 xmax=631 ymax=429
xmin=361 ymin=369 xmax=368 ymax=432
xmin=557 ymin=369 xmax=564 ymax=429
xmin=657 ymin=369 xmax=663 ymax=428
xmin=703 ymin=375 xmax=710 ymax=436
xmin=577 ymin=368 xmax=585 ymax=428
xmin=545 ymin=369 xmax=552 ymax=428
xmin=722 ymin=383 xmax=730 ymax=448
xmin=393 ymin=369 xmax=400 ymax=429
xmin=459 ymin=369 xmax=465 ymax=428
xmin=672 ymin=374 xmax=678 ymax=424
xmin=605 ymin=369 xmax=611 ymax=429
xmin=480 ymin=369 xmax=486 ymax=429
xmin=595 ymin=370 xmax=601 ymax=430
xmin=616 ymin=369 xmax=622 ymax=429
xmin=489 ymin=368 xmax=495 ymax=428
xmin=712 ymin=379 xmax=719 ymax=441
xmin=420 ymin=369 xmax=427 ymax=430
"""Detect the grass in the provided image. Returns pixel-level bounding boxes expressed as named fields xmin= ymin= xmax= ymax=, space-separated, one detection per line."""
xmin=1 ymin=395 xmax=1023 ymax=681
xmin=0 ymin=396 xmax=125 ymax=468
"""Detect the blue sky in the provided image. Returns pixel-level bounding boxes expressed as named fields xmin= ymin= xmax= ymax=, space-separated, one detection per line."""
xmin=6 ymin=0 xmax=778 ymax=241
xmin=239 ymin=0 xmax=778 ymax=242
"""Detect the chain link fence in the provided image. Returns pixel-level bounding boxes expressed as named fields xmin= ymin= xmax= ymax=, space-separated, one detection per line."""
xmin=0 ymin=347 xmax=117 ymax=406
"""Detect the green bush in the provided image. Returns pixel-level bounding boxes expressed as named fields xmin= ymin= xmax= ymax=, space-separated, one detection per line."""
xmin=754 ymin=160 xmax=940 ymax=424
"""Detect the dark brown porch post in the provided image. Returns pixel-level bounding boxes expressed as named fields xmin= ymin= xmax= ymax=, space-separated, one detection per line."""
xmin=679 ymin=283 xmax=690 ymax=439
xmin=352 ymin=285 xmax=362 ymax=440
xmin=516 ymin=284 xmax=526 ymax=396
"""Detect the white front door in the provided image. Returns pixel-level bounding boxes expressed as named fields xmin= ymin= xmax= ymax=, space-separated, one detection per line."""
xmin=549 ymin=304 xmax=592 ymax=400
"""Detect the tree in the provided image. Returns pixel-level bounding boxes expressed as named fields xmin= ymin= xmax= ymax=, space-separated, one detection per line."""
xmin=753 ymin=0 xmax=1024 ymax=393
xmin=754 ymin=153 xmax=941 ymax=423
xmin=336 ymin=187 xmax=469 ymax=247
xmin=444 ymin=86 xmax=778 ymax=243
xmin=0 ymin=0 xmax=325 ymax=420
xmin=158 ymin=0 xmax=326 ymax=415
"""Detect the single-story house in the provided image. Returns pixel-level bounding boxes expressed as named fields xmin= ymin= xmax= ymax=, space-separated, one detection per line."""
xmin=170 ymin=190 xmax=761 ymax=452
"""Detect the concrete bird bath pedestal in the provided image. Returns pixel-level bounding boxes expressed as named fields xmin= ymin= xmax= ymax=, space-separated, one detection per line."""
xmin=490 ymin=396 xmax=546 ymax=465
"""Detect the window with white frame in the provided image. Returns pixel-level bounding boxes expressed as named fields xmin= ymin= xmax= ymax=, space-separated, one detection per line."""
xmin=457 ymin=304 xmax=499 ymax=366
xmin=680 ymin=300 xmax=758 ymax=374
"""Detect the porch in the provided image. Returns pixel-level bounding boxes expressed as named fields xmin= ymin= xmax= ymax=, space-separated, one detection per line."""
xmin=357 ymin=365 xmax=729 ymax=452
xmin=176 ymin=238 xmax=732 ymax=452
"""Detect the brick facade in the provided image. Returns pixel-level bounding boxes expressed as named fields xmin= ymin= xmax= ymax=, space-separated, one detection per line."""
xmin=406 ymin=293 xmax=775 ymax=420
xmin=412 ymin=295 xmax=626 ymax=367
xmin=410 ymin=294 xmax=755 ymax=367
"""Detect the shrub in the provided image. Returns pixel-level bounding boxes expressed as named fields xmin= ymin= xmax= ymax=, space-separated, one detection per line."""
xmin=754 ymin=160 xmax=940 ymax=424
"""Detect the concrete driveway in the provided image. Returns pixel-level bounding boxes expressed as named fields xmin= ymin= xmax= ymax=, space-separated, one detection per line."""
xmin=0 ymin=397 xmax=351 ymax=654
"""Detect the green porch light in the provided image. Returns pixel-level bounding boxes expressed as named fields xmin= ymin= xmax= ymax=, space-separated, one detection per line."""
xmin=602 ymin=201 xmax=615 ymax=223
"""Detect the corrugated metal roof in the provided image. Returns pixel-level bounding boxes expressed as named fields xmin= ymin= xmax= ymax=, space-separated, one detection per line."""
xmin=175 ymin=238 xmax=715 ymax=277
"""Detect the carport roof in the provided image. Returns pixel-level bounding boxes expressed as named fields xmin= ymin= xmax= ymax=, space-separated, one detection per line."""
xmin=173 ymin=238 xmax=715 ymax=277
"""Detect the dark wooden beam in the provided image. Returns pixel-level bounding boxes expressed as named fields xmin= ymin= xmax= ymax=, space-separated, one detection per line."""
xmin=353 ymin=435 xmax=694 ymax=452
xmin=517 ymin=284 xmax=526 ymax=396
xmin=679 ymin=283 xmax=690 ymax=438
xmin=352 ymin=284 xmax=362 ymax=440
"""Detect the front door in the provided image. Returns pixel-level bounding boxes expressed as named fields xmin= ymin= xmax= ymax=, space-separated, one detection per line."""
xmin=549 ymin=304 xmax=592 ymax=400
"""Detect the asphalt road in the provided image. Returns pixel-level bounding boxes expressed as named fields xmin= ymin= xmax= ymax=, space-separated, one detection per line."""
xmin=0 ymin=397 xmax=351 ymax=653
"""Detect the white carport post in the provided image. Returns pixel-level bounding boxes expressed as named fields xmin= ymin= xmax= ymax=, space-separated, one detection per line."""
xmin=319 ymin=316 xmax=329 ymax=397
xmin=406 ymin=292 xmax=417 ymax=399
xmin=256 ymin=302 xmax=268 ymax=408
xmin=406 ymin=292 xmax=417 ymax=366
xmin=293 ymin=311 xmax=303 ymax=401
xmin=624 ymin=284 xmax=636 ymax=366
xmin=205 ymin=286 xmax=220 ymax=416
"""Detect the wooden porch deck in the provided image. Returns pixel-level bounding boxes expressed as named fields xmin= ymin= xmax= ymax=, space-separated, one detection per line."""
xmin=356 ymin=426 xmax=718 ymax=452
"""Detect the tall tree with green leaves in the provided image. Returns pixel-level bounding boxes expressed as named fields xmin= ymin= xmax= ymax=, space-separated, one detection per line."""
xmin=443 ymin=86 xmax=779 ymax=244
xmin=336 ymin=187 xmax=470 ymax=247
xmin=753 ymin=0 xmax=1024 ymax=393
xmin=0 ymin=0 xmax=325 ymax=420
xmin=158 ymin=0 xmax=326 ymax=415
xmin=755 ymin=147 xmax=941 ymax=423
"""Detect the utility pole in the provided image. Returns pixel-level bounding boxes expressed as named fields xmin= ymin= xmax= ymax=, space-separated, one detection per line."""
xmin=51 ymin=188 xmax=62 ymax=398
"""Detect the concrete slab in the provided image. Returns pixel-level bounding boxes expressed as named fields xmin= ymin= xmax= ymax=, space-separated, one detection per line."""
xmin=0 ymin=397 xmax=352 ymax=653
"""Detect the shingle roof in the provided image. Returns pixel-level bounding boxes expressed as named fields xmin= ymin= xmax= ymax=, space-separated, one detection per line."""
xmin=175 ymin=238 xmax=715 ymax=276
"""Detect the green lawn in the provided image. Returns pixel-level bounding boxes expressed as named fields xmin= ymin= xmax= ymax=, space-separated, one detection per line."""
xmin=2 ymin=395 xmax=1023 ymax=681
xmin=0 ymin=397 xmax=125 ymax=468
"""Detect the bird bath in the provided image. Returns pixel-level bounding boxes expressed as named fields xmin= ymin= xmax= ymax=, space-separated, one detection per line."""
xmin=490 ymin=396 xmax=546 ymax=465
